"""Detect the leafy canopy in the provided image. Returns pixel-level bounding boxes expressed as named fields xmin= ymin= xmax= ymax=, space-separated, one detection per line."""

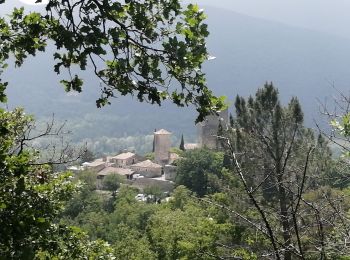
xmin=0 ymin=0 xmax=226 ymax=121
xmin=0 ymin=108 xmax=113 ymax=258
xmin=175 ymin=149 xmax=224 ymax=197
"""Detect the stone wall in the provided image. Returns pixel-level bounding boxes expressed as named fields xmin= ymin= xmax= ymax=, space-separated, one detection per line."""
xmin=198 ymin=109 xmax=228 ymax=149
xmin=164 ymin=165 xmax=177 ymax=181
xmin=130 ymin=166 xmax=162 ymax=178
xmin=130 ymin=178 xmax=174 ymax=192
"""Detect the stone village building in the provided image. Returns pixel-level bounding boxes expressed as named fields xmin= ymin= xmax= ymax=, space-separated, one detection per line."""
xmin=72 ymin=110 xmax=228 ymax=191
xmin=109 ymin=152 xmax=137 ymax=168
xmin=130 ymin=160 xmax=163 ymax=178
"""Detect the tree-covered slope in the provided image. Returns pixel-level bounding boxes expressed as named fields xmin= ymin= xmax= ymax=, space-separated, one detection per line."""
xmin=4 ymin=6 xmax=350 ymax=141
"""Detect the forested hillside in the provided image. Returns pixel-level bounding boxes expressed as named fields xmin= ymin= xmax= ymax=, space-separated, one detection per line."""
xmin=3 ymin=85 xmax=350 ymax=259
xmin=1 ymin=1 xmax=350 ymax=259
xmin=4 ymin=6 xmax=350 ymax=152
xmin=54 ymin=86 xmax=350 ymax=259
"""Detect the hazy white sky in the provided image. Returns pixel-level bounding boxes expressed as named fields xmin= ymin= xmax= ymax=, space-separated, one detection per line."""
xmin=194 ymin=0 xmax=350 ymax=39
xmin=18 ymin=0 xmax=48 ymax=5
xmin=2 ymin=0 xmax=350 ymax=38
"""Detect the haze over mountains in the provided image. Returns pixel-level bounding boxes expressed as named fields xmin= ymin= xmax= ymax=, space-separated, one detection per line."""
xmin=2 ymin=4 xmax=350 ymax=148
xmin=194 ymin=0 xmax=350 ymax=40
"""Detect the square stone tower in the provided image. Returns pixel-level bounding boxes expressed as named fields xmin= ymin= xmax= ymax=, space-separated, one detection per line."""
xmin=154 ymin=129 xmax=172 ymax=166
xmin=198 ymin=109 xmax=228 ymax=149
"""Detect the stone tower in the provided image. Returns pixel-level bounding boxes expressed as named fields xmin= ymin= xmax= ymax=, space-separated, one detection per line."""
xmin=154 ymin=129 xmax=172 ymax=165
xmin=198 ymin=109 xmax=228 ymax=149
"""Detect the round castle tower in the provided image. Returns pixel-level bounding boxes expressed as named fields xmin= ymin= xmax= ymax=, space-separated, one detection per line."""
xmin=154 ymin=129 xmax=171 ymax=165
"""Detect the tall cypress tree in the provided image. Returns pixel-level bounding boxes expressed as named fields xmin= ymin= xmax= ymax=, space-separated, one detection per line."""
xmin=152 ymin=129 xmax=156 ymax=153
xmin=179 ymin=134 xmax=185 ymax=151
xmin=229 ymin=113 xmax=234 ymax=127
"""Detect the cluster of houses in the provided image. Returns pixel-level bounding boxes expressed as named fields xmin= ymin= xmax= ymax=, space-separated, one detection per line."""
xmin=69 ymin=129 xmax=181 ymax=191
xmin=69 ymin=110 xmax=229 ymax=192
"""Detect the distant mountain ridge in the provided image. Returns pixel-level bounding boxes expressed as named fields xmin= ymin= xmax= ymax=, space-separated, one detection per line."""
xmin=203 ymin=7 xmax=350 ymax=123
xmin=3 ymin=6 xmax=350 ymax=141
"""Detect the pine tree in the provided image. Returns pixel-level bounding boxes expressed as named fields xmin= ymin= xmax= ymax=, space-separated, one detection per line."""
xmin=226 ymin=82 xmax=329 ymax=260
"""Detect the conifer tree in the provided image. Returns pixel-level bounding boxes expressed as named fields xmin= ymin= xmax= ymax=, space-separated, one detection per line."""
xmin=225 ymin=82 xmax=331 ymax=260
xmin=152 ymin=129 xmax=156 ymax=153
xmin=229 ymin=113 xmax=234 ymax=127
xmin=179 ymin=134 xmax=185 ymax=151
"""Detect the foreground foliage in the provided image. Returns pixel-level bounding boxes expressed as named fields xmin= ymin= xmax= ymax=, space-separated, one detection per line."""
xmin=60 ymin=175 xmax=257 ymax=260
xmin=1 ymin=88 xmax=350 ymax=259
xmin=219 ymin=83 xmax=350 ymax=259
xmin=0 ymin=0 xmax=225 ymax=121
xmin=0 ymin=108 xmax=116 ymax=259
